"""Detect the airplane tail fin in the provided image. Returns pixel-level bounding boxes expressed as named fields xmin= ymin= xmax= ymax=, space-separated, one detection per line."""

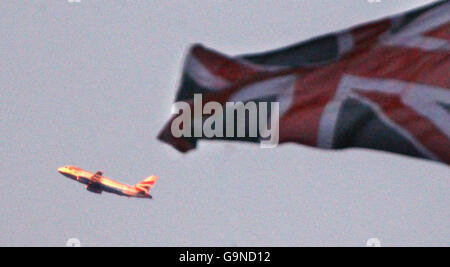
xmin=135 ymin=176 xmax=158 ymax=193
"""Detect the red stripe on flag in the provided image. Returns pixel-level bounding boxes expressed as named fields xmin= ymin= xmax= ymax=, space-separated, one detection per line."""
xmin=279 ymin=67 xmax=341 ymax=146
xmin=191 ymin=45 xmax=260 ymax=82
xmin=344 ymin=46 xmax=450 ymax=89
xmin=424 ymin=22 xmax=450 ymax=40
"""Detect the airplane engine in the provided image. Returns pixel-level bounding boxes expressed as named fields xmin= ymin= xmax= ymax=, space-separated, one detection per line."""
xmin=86 ymin=185 xmax=102 ymax=194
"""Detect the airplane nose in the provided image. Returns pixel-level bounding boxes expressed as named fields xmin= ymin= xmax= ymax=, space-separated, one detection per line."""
xmin=57 ymin=167 xmax=65 ymax=173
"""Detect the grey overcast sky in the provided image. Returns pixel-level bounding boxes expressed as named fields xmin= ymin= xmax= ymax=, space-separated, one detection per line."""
xmin=0 ymin=0 xmax=448 ymax=247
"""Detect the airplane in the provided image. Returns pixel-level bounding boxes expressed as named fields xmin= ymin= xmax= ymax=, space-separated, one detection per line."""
xmin=57 ymin=166 xmax=158 ymax=199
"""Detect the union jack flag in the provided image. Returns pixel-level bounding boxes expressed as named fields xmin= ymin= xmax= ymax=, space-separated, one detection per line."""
xmin=159 ymin=1 xmax=450 ymax=164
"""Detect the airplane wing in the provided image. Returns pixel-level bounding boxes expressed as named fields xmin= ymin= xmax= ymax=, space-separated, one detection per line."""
xmin=90 ymin=171 xmax=103 ymax=184
xmin=86 ymin=171 xmax=103 ymax=194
